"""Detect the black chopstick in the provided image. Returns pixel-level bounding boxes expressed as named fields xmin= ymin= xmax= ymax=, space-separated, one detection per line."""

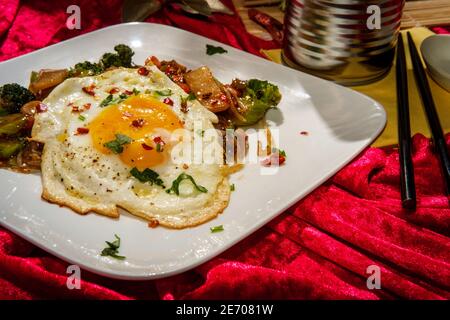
xmin=396 ymin=34 xmax=416 ymax=210
xmin=407 ymin=32 xmax=450 ymax=196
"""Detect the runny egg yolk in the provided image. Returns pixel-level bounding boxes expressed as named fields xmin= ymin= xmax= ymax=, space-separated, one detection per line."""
xmin=89 ymin=95 xmax=183 ymax=169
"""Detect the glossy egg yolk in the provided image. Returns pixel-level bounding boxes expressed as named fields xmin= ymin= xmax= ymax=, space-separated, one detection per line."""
xmin=89 ymin=95 xmax=183 ymax=169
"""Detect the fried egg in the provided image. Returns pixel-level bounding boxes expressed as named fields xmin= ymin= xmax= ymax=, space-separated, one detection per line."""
xmin=32 ymin=66 xmax=230 ymax=228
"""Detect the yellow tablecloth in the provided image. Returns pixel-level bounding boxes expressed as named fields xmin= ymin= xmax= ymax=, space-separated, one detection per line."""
xmin=262 ymin=28 xmax=450 ymax=147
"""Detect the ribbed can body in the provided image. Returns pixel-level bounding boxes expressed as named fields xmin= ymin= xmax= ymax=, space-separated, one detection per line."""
xmin=282 ymin=0 xmax=404 ymax=85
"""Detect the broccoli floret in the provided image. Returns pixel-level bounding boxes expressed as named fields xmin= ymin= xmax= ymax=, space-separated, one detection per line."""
xmin=0 ymin=83 xmax=36 ymax=115
xmin=100 ymin=44 xmax=134 ymax=69
xmin=68 ymin=61 xmax=103 ymax=77
xmin=68 ymin=44 xmax=135 ymax=77
xmin=245 ymin=79 xmax=282 ymax=106
xmin=231 ymin=79 xmax=281 ymax=126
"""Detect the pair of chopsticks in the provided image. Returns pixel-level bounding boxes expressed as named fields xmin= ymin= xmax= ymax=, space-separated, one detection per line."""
xmin=396 ymin=32 xmax=450 ymax=210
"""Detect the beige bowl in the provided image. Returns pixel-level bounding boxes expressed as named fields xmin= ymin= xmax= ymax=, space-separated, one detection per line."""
xmin=421 ymin=35 xmax=450 ymax=92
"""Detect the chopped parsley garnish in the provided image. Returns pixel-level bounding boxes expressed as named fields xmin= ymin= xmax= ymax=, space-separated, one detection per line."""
xmin=206 ymin=44 xmax=228 ymax=55
xmin=78 ymin=115 xmax=86 ymax=121
xmin=104 ymin=133 xmax=132 ymax=154
xmin=99 ymin=93 xmax=128 ymax=107
xmin=156 ymin=143 xmax=162 ymax=152
xmin=130 ymin=167 xmax=165 ymax=188
xmin=230 ymin=184 xmax=235 ymax=191
xmin=155 ymin=89 xmax=172 ymax=96
xmin=196 ymin=129 xmax=205 ymax=137
xmin=180 ymin=92 xmax=196 ymax=106
xmin=210 ymin=225 xmax=224 ymax=233
xmin=132 ymin=88 xmax=140 ymax=95
xmin=166 ymin=173 xmax=207 ymax=195
xmin=100 ymin=234 xmax=125 ymax=260
xmin=99 ymin=94 xmax=114 ymax=107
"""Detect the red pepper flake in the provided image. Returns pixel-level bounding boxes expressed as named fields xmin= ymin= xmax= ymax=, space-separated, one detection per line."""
xmin=138 ymin=67 xmax=149 ymax=76
xmin=261 ymin=153 xmax=286 ymax=167
xmin=82 ymin=84 xmax=96 ymax=96
xmin=300 ymin=131 xmax=309 ymax=136
xmin=131 ymin=118 xmax=145 ymax=128
xmin=153 ymin=136 xmax=165 ymax=145
xmin=76 ymin=127 xmax=89 ymax=135
xmin=109 ymin=87 xmax=119 ymax=94
xmin=179 ymin=83 xmax=191 ymax=94
xmin=83 ymin=103 xmax=91 ymax=110
xmin=163 ymin=97 xmax=173 ymax=106
xmin=36 ymin=103 xmax=47 ymax=113
xmin=71 ymin=105 xmax=80 ymax=112
xmin=141 ymin=143 xmax=153 ymax=151
xmin=148 ymin=219 xmax=159 ymax=228
xmin=124 ymin=90 xmax=133 ymax=95
xmin=153 ymin=136 xmax=165 ymax=152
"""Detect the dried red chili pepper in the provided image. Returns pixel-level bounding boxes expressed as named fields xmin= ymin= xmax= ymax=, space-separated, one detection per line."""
xmin=248 ymin=9 xmax=283 ymax=46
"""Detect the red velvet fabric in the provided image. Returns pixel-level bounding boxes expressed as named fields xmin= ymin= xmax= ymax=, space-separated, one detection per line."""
xmin=0 ymin=0 xmax=449 ymax=300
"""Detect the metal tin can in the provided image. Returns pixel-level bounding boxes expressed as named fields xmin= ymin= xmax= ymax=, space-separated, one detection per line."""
xmin=282 ymin=0 xmax=404 ymax=86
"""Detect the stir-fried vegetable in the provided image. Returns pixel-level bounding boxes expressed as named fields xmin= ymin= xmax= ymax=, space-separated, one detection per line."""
xmin=184 ymin=67 xmax=231 ymax=113
xmin=68 ymin=44 xmax=135 ymax=77
xmin=151 ymin=59 xmax=281 ymax=126
xmin=0 ymin=112 xmax=32 ymax=163
xmin=0 ymin=83 xmax=36 ymax=115
xmin=147 ymin=56 xmax=191 ymax=93
xmin=29 ymin=69 xmax=69 ymax=97
xmin=1 ymin=45 xmax=137 ymax=170
xmin=0 ymin=140 xmax=25 ymax=159
xmin=28 ymin=45 xmax=135 ymax=99
xmin=68 ymin=61 xmax=103 ymax=78
xmin=0 ymin=113 xmax=29 ymax=136
xmin=100 ymin=44 xmax=134 ymax=69
xmin=227 ymin=79 xmax=281 ymax=126
xmin=0 ymin=84 xmax=39 ymax=167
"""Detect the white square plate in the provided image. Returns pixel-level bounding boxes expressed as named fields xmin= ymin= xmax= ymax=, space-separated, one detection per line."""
xmin=0 ymin=23 xmax=386 ymax=280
